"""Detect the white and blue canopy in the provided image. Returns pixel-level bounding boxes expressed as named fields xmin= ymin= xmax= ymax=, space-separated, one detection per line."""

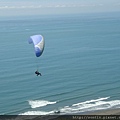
xmin=28 ymin=35 xmax=45 ymax=57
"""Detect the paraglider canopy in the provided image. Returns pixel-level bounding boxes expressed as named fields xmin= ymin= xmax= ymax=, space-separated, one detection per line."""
xmin=28 ymin=35 xmax=45 ymax=57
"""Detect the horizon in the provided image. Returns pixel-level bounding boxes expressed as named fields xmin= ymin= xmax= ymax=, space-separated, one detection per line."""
xmin=0 ymin=0 xmax=120 ymax=16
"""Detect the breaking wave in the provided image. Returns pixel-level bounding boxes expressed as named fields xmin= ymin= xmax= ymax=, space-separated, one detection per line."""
xmin=28 ymin=100 xmax=57 ymax=108
xmin=20 ymin=97 xmax=120 ymax=115
xmin=19 ymin=111 xmax=54 ymax=115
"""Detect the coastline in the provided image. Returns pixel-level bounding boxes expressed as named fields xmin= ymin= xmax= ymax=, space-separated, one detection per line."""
xmin=1 ymin=109 xmax=120 ymax=120
xmin=85 ymin=108 xmax=120 ymax=115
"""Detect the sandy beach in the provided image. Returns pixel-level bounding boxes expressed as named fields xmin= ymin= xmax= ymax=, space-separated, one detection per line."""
xmin=86 ymin=108 xmax=120 ymax=115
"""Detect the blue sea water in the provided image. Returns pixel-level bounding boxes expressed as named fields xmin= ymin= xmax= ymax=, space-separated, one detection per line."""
xmin=0 ymin=12 xmax=120 ymax=115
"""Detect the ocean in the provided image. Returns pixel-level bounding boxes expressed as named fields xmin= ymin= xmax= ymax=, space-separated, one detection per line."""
xmin=0 ymin=12 xmax=120 ymax=115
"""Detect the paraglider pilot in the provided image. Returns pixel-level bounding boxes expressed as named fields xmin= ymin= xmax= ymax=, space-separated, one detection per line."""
xmin=28 ymin=35 xmax=44 ymax=77
xmin=35 ymin=70 xmax=42 ymax=76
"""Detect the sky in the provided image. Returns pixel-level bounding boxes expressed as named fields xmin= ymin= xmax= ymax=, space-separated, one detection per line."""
xmin=0 ymin=0 xmax=120 ymax=16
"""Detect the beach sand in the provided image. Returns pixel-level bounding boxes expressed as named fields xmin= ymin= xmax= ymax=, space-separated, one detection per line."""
xmin=86 ymin=108 xmax=120 ymax=115
xmin=3 ymin=109 xmax=120 ymax=120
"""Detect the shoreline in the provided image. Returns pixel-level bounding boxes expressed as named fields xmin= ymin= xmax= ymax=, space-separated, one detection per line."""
xmin=53 ymin=108 xmax=120 ymax=115
xmin=84 ymin=108 xmax=120 ymax=115
xmin=1 ymin=109 xmax=120 ymax=120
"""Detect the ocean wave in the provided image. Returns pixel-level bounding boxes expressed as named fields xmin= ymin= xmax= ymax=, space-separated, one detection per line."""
xmin=60 ymin=97 xmax=120 ymax=114
xmin=72 ymin=97 xmax=110 ymax=106
xmin=20 ymin=97 xmax=120 ymax=115
xmin=19 ymin=110 xmax=54 ymax=115
xmin=28 ymin=100 xmax=57 ymax=108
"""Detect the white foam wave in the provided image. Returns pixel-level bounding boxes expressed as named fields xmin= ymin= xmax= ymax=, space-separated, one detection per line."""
xmin=72 ymin=97 xmax=110 ymax=106
xmin=20 ymin=97 xmax=120 ymax=115
xmin=28 ymin=100 xmax=57 ymax=108
xmin=60 ymin=97 xmax=120 ymax=114
xmin=19 ymin=110 xmax=54 ymax=115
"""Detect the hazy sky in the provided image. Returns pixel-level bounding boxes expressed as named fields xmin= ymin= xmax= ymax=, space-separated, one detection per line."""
xmin=0 ymin=0 xmax=120 ymax=16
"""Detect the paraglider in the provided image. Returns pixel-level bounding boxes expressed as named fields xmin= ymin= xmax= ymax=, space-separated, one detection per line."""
xmin=28 ymin=35 xmax=45 ymax=76
xmin=35 ymin=70 xmax=42 ymax=76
